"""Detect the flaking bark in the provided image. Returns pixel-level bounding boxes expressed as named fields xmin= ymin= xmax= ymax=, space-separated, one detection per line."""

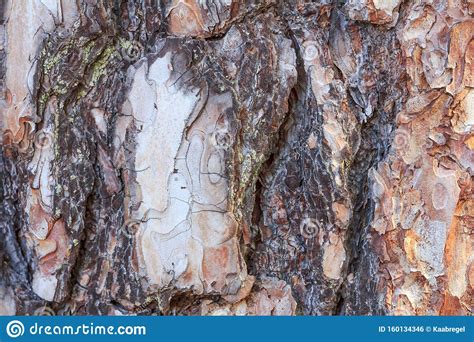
xmin=0 ymin=0 xmax=472 ymax=315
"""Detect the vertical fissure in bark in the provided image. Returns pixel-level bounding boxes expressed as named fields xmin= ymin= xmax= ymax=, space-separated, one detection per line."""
xmin=336 ymin=22 xmax=408 ymax=314
xmin=0 ymin=151 xmax=29 ymax=285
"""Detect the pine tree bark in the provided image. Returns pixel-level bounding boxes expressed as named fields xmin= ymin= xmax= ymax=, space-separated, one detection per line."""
xmin=0 ymin=0 xmax=472 ymax=315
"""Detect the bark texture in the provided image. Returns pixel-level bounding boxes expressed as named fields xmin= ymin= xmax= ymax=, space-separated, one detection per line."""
xmin=0 ymin=0 xmax=473 ymax=316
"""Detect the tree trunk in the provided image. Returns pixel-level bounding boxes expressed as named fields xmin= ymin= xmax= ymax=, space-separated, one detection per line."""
xmin=0 ymin=0 xmax=472 ymax=316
